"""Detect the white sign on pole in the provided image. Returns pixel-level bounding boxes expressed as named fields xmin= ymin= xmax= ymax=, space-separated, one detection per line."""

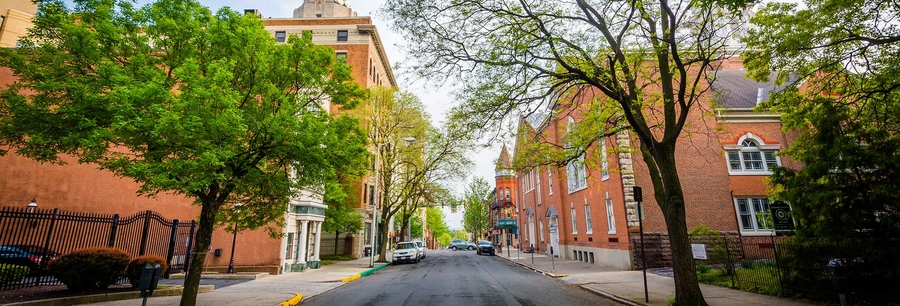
xmin=691 ymin=244 xmax=708 ymax=260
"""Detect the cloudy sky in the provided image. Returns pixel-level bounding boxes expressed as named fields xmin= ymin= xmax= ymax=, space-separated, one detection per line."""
xmin=86 ymin=0 xmax=510 ymax=229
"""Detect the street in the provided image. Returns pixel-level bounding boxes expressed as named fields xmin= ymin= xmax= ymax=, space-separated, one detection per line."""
xmin=303 ymin=249 xmax=608 ymax=306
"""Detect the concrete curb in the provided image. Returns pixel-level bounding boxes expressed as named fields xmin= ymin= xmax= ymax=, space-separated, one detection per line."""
xmin=495 ymin=256 xmax=639 ymax=306
xmin=279 ymin=293 xmax=303 ymax=306
xmin=168 ymin=272 xmax=269 ymax=280
xmin=579 ymin=285 xmax=641 ymax=306
xmin=340 ymin=274 xmax=361 ymax=282
xmin=359 ymin=263 xmax=391 ymax=277
xmin=1 ymin=285 xmax=215 ymax=306
xmin=495 ymin=255 xmax=568 ymax=278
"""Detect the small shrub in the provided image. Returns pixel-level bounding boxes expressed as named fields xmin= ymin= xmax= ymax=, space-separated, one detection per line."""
xmin=740 ymin=259 xmax=756 ymax=269
xmin=0 ymin=264 xmax=28 ymax=285
xmin=47 ymin=248 xmax=131 ymax=291
xmin=126 ymin=255 xmax=168 ymax=288
xmin=321 ymin=254 xmax=354 ymax=261
xmin=321 ymin=260 xmax=333 ymax=266
xmin=695 ymin=264 xmax=711 ymax=274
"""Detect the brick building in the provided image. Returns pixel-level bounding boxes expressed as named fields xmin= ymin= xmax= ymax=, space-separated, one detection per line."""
xmin=0 ymin=0 xmax=395 ymax=274
xmin=490 ymin=145 xmax=519 ymax=250
xmin=511 ymin=58 xmax=796 ymax=270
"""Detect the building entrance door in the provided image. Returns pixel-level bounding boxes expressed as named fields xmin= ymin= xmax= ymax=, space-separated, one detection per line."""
xmin=548 ymin=216 xmax=559 ymax=257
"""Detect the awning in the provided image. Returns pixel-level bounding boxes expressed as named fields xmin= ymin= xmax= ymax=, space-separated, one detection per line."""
xmin=545 ymin=206 xmax=558 ymax=218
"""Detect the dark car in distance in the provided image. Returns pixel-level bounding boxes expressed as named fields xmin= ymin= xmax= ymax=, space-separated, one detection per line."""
xmin=476 ymin=240 xmax=495 ymax=256
xmin=0 ymin=245 xmax=58 ymax=274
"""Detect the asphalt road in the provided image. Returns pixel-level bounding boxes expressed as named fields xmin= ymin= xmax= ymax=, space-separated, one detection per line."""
xmin=303 ymin=249 xmax=609 ymax=306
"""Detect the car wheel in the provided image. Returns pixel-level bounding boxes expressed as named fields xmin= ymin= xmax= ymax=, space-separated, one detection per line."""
xmin=415 ymin=257 xmax=420 ymax=263
xmin=451 ymin=246 xmax=457 ymax=251
xmin=468 ymin=246 xmax=474 ymax=251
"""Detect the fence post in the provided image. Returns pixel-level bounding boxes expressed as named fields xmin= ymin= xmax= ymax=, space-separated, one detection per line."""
xmin=771 ymin=235 xmax=785 ymax=297
xmin=164 ymin=219 xmax=179 ymax=278
xmin=184 ymin=220 xmax=197 ymax=274
xmin=37 ymin=208 xmax=59 ymax=287
xmin=723 ymin=233 xmax=735 ymax=288
xmin=108 ymin=214 xmax=119 ymax=248
xmin=139 ymin=210 xmax=151 ymax=256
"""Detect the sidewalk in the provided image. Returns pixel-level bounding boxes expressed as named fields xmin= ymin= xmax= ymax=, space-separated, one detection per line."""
xmin=83 ymin=256 xmax=390 ymax=306
xmin=496 ymin=248 xmax=813 ymax=306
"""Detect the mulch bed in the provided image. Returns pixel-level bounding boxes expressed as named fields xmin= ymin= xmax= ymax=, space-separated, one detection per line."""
xmin=0 ymin=284 xmax=137 ymax=304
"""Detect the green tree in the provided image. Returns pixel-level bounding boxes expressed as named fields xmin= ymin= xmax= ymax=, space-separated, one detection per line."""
xmin=426 ymin=207 xmax=449 ymax=238
xmin=0 ymin=1 xmax=368 ymax=305
xmin=743 ymin=0 xmax=900 ymax=238
xmin=383 ymin=1 xmax=747 ymax=303
xmin=362 ymin=88 xmax=472 ymax=262
xmin=462 ymin=177 xmax=493 ymax=242
xmin=453 ymin=230 xmax=469 ymax=241
xmin=438 ymin=232 xmax=453 ymax=247
xmin=322 ymin=187 xmax=364 ymax=255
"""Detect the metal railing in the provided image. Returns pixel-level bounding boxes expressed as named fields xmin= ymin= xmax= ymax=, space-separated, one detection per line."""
xmin=0 ymin=207 xmax=196 ymax=290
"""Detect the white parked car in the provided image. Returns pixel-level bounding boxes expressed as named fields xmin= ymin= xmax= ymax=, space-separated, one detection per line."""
xmin=414 ymin=241 xmax=426 ymax=259
xmin=392 ymin=241 xmax=420 ymax=264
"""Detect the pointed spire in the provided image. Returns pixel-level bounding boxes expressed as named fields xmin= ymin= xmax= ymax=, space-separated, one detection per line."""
xmin=495 ymin=145 xmax=512 ymax=172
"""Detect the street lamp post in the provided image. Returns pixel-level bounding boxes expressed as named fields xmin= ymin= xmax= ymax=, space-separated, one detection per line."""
xmin=370 ymin=137 xmax=415 ymax=268
xmin=227 ymin=203 xmax=242 ymax=274
xmin=26 ymin=199 xmax=38 ymax=228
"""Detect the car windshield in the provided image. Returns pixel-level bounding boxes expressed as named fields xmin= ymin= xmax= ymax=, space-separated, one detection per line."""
xmin=479 ymin=241 xmax=492 ymax=246
xmin=396 ymin=243 xmax=416 ymax=250
xmin=416 ymin=242 xmax=423 ymax=247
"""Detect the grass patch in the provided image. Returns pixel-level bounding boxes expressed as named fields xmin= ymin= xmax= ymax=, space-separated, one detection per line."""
xmin=321 ymin=254 xmax=355 ymax=261
xmin=696 ymin=265 xmax=781 ymax=296
xmin=321 ymin=260 xmax=334 ymax=266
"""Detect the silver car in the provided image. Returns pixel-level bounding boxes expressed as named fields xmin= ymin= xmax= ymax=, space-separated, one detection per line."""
xmin=414 ymin=241 xmax=426 ymax=259
xmin=392 ymin=241 xmax=420 ymax=264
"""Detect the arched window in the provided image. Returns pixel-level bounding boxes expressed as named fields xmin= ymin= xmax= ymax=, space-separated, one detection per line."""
xmin=505 ymin=187 xmax=510 ymax=199
xmin=725 ymin=134 xmax=780 ymax=173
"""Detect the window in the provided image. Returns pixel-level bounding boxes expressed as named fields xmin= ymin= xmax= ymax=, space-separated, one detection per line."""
xmin=606 ymin=192 xmax=616 ymax=234
xmin=601 ymin=139 xmax=610 ymax=180
xmin=285 ymin=233 xmax=295 ymax=259
xmin=539 ymin=220 xmax=545 ymax=242
xmin=336 ymin=52 xmax=347 ymax=61
xmin=571 ymin=206 xmax=577 ymax=234
xmin=363 ymin=184 xmax=368 ymax=204
xmin=337 ymin=30 xmax=348 ymax=41
xmin=316 ymin=13 xmax=322 ymax=18
xmin=536 ymin=169 xmax=542 ymax=205
xmin=547 ymin=165 xmax=553 ymax=195
xmin=505 ymin=188 xmax=510 ymax=200
xmin=364 ymin=223 xmax=371 ymax=244
xmin=275 ymin=31 xmax=286 ymax=43
xmin=567 ymin=154 xmax=588 ymax=192
xmin=369 ymin=185 xmax=375 ymax=207
xmin=566 ymin=117 xmax=588 ymax=192
xmin=585 ymin=200 xmax=593 ymax=234
xmin=726 ymin=136 xmax=780 ymax=174
xmin=736 ymin=197 xmax=774 ymax=232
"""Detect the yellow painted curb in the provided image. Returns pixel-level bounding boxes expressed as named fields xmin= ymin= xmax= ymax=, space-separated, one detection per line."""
xmin=280 ymin=293 xmax=303 ymax=306
xmin=341 ymin=273 xmax=361 ymax=282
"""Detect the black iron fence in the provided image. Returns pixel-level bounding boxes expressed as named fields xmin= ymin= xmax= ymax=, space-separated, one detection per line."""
xmin=0 ymin=207 xmax=196 ymax=291
xmin=688 ymin=234 xmax=900 ymax=305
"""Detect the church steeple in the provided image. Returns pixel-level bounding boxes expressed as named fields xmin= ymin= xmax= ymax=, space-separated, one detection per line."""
xmin=495 ymin=145 xmax=513 ymax=177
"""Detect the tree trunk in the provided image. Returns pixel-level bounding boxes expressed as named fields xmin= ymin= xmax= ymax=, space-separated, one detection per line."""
xmin=179 ymin=200 xmax=219 ymax=306
xmin=334 ymin=231 xmax=340 ymax=255
xmin=644 ymin=144 xmax=708 ymax=306
xmin=376 ymin=219 xmax=390 ymax=262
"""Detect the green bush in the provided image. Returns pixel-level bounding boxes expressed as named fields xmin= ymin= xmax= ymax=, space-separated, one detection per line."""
xmin=0 ymin=264 xmax=28 ymax=285
xmin=126 ymin=255 xmax=168 ymax=288
xmin=321 ymin=254 xmax=354 ymax=261
xmin=695 ymin=264 xmax=712 ymax=274
xmin=689 ymin=225 xmax=736 ymax=276
xmin=47 ymin=248 xmax=131 ymax=291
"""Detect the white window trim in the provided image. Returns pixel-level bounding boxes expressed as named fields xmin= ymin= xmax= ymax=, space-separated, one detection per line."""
xmin=571 ymin=204 xmax=578 ymax=234
xmin=539 ymin=220 xmax=545 ymax=242
xmin=733 ymin=196 xmax=778 ymax=235
xmin=547 ymin=165 xmax=553 ymax=195
xmin=601 ymin=139 xmax=610 ymax=181
xmin=584 ymin=198 xmax=593 ymax=234
xmin=725 ymin=133 xmax=782 ymax=176
xmin=567 ymin=153 xmax=588 ymax=194
xmin=536 ymin=168 xmax=542 ymax=205
xmin=606 ymin=192 xmax=617 ymax=234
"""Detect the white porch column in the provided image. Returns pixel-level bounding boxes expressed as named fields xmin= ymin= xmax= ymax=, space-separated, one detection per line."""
xmin=313 ymin=221 xmax=323 ymax=261
xmin=297 ymin=220 xmax=309 ymax=264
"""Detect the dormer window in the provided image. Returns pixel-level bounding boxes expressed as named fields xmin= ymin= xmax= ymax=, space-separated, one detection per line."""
xmin=725 ymin=134 xmax=781 ymax=174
